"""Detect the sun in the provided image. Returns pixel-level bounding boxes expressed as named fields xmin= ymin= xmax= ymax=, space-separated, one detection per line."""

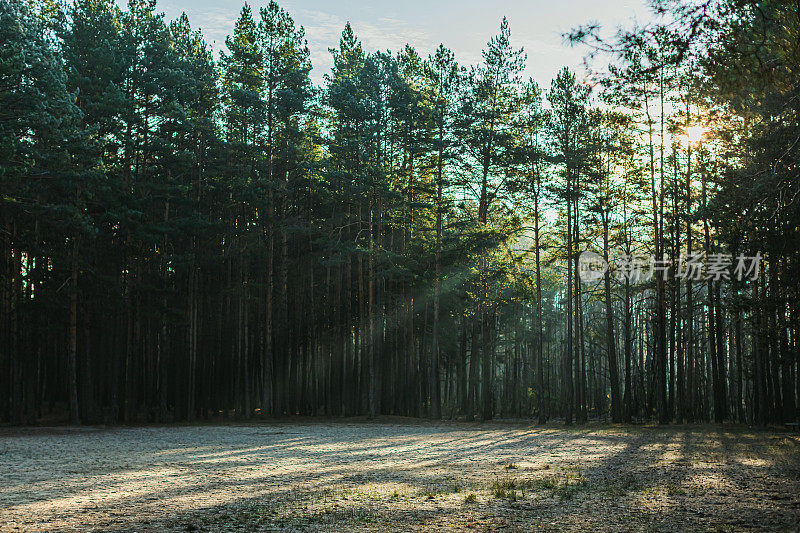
xmin=686 ymin=125 xmax=705 ymax=144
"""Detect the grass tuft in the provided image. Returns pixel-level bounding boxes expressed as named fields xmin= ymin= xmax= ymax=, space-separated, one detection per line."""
xmin=532 ymin=471 xmax=586 ymax=500
xmin=491 ymin=477 xmax=521 ymax=500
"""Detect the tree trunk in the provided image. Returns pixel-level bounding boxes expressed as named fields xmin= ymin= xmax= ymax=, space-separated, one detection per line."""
xmin=68 ymin=239 xmax=81 ymax=425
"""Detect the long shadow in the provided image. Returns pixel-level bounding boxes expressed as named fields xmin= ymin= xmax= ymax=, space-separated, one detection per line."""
xmin=3 ymin=423 xmax=799 ymax=531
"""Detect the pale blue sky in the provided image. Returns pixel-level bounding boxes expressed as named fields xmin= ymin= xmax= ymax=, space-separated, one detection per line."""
xmin=124 ymin=0 xmax=653 ymax=86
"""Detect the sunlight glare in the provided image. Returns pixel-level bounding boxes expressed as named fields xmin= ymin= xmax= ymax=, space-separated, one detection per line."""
xmin=686 ymin=125 xmax=705 ymax=145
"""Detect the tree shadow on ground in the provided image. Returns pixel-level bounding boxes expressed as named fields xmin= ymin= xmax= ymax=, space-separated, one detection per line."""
xmin=1 ymin=422 xmax=798 ymax=531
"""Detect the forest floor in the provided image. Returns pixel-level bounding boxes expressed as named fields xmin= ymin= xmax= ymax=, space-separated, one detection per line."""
xmin=1 ymin=420 xmax=799 ymax=532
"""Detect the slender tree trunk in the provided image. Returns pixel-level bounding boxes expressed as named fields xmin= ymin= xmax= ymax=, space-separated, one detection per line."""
xmin=686 ymin=135 xmax=695 ymax=423
xmin=431 ymin=122 xmax=444 ymax=419
xmin=535 ymin=175 xmax=545 ymax=424
xmin=603 ymin=212 xmax=621 ymax=422
xmin=565 ymin=163 xmax=574 ymax=425
xmin=368 ymin=198 xmax=376 ymax=419
xmin=68 ymin=239 xmax=81 ymax=425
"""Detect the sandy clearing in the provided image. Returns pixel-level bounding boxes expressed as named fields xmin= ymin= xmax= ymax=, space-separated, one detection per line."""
xmin=1 ymin=422 xmax=798 ymax=531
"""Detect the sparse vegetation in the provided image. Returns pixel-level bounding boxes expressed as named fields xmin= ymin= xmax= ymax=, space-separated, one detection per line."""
xmin=491 ymin=476 xmax=519 ymax=499
xmin=0 ymin=423 xmax=798 ymax=531
xmin=665 ymin=483 xmax=687 ymax=496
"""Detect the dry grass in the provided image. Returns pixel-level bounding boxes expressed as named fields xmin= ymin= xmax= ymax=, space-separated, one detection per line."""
xmin=0 ymin=421 xmax=798 ymax=531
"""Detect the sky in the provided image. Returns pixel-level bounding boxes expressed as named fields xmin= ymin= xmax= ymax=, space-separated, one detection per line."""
xmin=121 ymin=0 xmax=655 ymax=87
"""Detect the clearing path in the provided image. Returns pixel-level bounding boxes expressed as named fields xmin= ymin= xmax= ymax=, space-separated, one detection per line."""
xmin=1 ymin=421 xmax=798 ymax=531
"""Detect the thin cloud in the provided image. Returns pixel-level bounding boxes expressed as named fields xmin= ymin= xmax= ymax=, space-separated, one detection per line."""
xmin=298 ymin=8 xmax=433 ymax=82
